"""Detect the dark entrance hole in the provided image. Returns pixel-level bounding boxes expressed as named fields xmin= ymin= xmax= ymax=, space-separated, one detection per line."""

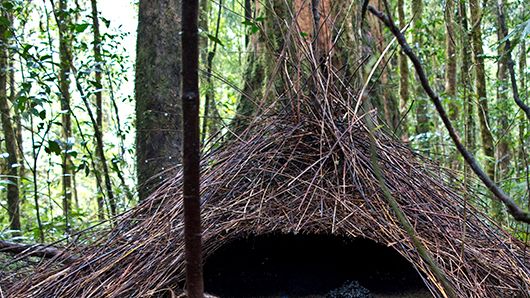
xmin=204 ymin=234 xmax=430 ymax=297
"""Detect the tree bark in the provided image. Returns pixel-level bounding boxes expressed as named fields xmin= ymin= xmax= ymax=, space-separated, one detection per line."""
xmin=182 ymin=0 xmax=204 ymax=296
xmin=411 ymin=0 xmax=429 ymax=151
xmin=0 ymin=7 xmax=20 ymax=233
xmin=90 ymin=0 xmax=117 ymax=218
xmin=10 ymin=57 xmax=24 ymax=205
xmin=469 ymin=0 xmax=495 ymax=182
xmin=136 ymin=0 xmax=182 ymax=200
xmin=493 ymin=0 xmax=510 ymax=223
xmin=231 ymin=0 xmax=270 ymax=133
xmin=201 ymin=0 xmax=222 ymax=146
xmin=57 ymin=0 xmax=73 ymax=232
xmin=518 ymin=39 xmax=527 ymax=176
xmin=445 ymin=0 xmax=457 ymax=121
xmin=458 ymin=0 xmax=475 ymax=156
xmin=397 ymin=0 xmax=409 ymax=139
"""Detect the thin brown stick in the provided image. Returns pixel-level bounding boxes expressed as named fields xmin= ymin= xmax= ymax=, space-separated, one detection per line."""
xmin=182 ymin=0 xmax=204 ymax=296
xmin=366 ymin=4 xmax=530 ymax=224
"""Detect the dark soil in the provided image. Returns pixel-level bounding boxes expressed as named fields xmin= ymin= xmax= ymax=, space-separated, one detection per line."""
xmin=203 ymin=234 xmax=430 ymax=297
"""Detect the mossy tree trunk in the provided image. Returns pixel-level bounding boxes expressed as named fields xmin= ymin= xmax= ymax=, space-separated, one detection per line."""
xmin=445 ymin=0 xmax=459 ymax=170
xmin=135 ymin=0 xmax=182 ymax=200
xmin=469 ymin=0 xmax=495 ymax=182
xmin=0 ymin=6 xmax=20 ymax=233
xmin=458 ymin=0 xmax=475 ymax=157
xmin=445 ymin=0 xmax=457 ymax=122
xmin=412 ymin=0 xmax=429 ymax=150
xmin=397 ymin=0 xmax=409 ymax=140
xmin=493 ymin=0 xmax=509 ymax=223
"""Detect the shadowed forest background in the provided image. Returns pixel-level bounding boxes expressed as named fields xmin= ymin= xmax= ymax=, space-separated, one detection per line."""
xmin=0 ymin=0 xmax=529 ymax=260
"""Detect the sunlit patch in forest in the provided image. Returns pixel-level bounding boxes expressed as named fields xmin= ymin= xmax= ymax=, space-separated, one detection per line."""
xmin=204 ymin=234 xmax=430 ymax=297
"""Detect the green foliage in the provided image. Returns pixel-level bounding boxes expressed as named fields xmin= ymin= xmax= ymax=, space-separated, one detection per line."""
xmin=0 ymin=0 xmax=135 ymax=243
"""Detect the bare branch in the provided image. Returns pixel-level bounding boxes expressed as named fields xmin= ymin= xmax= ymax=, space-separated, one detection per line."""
xmin=0 ymin=240 xmax=76 ymax=264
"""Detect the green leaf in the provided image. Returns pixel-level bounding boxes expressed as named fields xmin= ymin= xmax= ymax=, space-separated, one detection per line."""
xmin=89 ymin=80 xmax=103 ymax=89
xmin=67 ymin=150 xmax=78 ymax=158
xmin=0 ymin=16 xmax=10 ymax=27
xmin=242 ymin=20 xmax=254 ymax=26
xmin=2 ymin=1 xmax=14 ymax=10
xmin=74 ymin=23 xmax=90 ymax=33
xmin=47 ymin=140 xmax=62 ymax=155
xmin=206 ymin=33 xmax=224 ymax=47
xmin=101 ymin=17 xmax=111 ymax=28
xmin=250 ymin=25 xmax=260 ymax=34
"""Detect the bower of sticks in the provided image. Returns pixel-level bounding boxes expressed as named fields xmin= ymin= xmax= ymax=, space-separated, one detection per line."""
xmin=7 ymin=9 xmax=530 ymax=298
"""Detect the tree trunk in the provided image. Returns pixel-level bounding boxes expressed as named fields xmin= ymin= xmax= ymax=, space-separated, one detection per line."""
xmin=366 ymin=0 xmax=399 ymax=131
xmin=201 ymin=0 xmax=222 ymax=146
xmin=0 ymin=8 xmax=20 ymax=233
xmin=136 ymin=0 xmax=182 ymax=200
xmin=458 ymin=0 xmax=475 ymax=155
xmin=469 ymin=0 xmax=495 ymax=183
xmin=57 ymin=0 xmax=73 ymax=232
xmin=9 ymin=53 xmax=24 ymax=205
xmin=397 ymin=0 xmax=409 ymax=140
xmin=445 ymin=0 xmax=459 ymax=171
xmin=90 ymin=0 xmax=117 ymax=217
xmin=518 ymin=40 xmax=527 ymax=176
xmin=445 ymin=0 xmax=457 ymax=121
xmin=231 ymin=0 xmax=274 ymax=132
xmin=493 ymin=0 xmax=510 ymax=223
xmin=412 ymin=0 xmax=429 ymax=150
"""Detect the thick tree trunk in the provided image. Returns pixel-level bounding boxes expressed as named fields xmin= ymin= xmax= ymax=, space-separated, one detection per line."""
xmin=0 ymin=8 xmax=20 ymax=232
xmin=493 ymin=0 xmax=509 ymax=223
xmin=234 ymin=0 xmax=366 ymax=132
xmin=136 ymin=0 xmax=182 ymax=200
xmin=231 ymin=0 xmax=270 ymax=132
xmin=469 ymin=0 xmax=495 ymax=183
xmin=57 ymin=0 xmax=73 ymax=232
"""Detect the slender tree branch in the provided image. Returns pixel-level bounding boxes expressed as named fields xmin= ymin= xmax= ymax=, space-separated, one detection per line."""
xmin=365 ymin=114 xmax=457 ymax=297
xmin=367 ymin=5 xmax=530 ymax=224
